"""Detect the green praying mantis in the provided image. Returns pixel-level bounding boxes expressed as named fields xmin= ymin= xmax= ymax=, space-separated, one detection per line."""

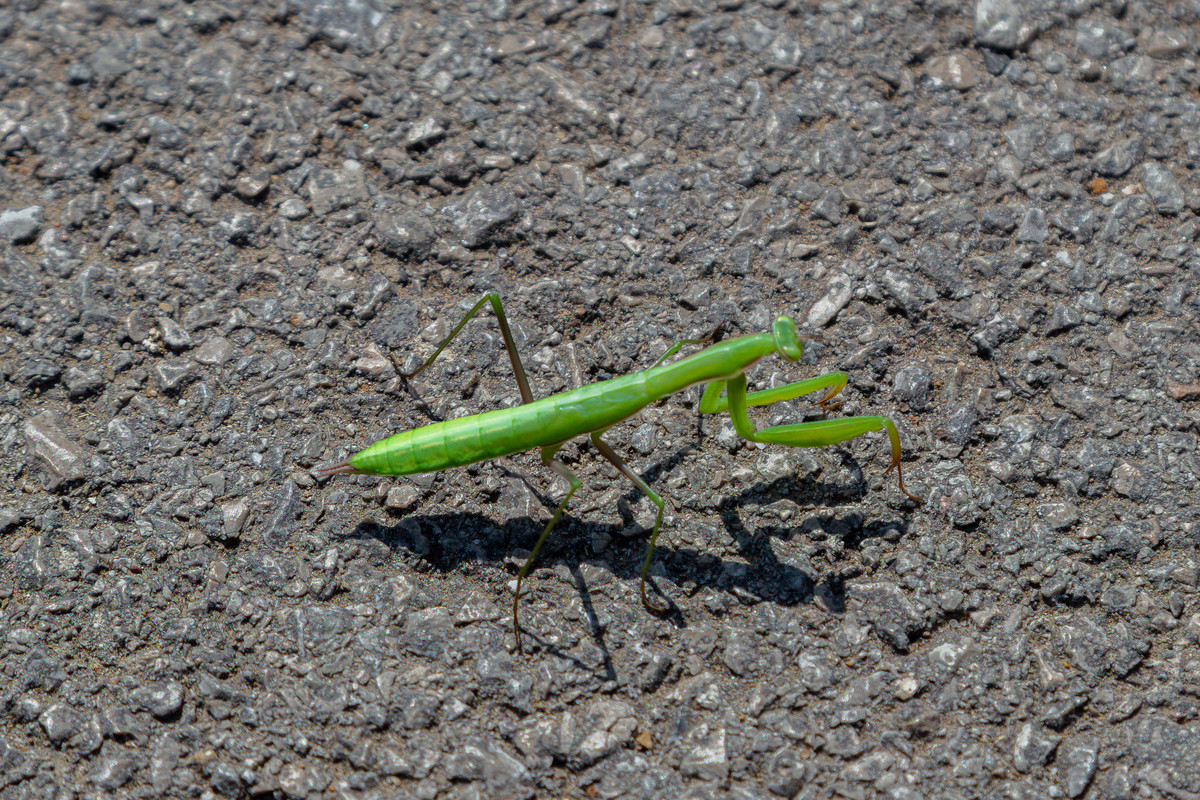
xmin=317 ymin=292 xmax=922 ymax=650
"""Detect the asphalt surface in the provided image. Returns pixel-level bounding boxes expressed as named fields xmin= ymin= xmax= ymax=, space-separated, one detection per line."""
xmin=2 ymin=0 xmax=1200 ymax=798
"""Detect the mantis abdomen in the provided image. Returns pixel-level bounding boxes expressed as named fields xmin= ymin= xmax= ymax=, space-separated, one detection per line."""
xmin=347 ymin=372 xmax=655 ymax=474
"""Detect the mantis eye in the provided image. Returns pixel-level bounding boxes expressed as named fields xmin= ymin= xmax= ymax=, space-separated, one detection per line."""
xmin=772 ymin=316 xmax=803 ymax=361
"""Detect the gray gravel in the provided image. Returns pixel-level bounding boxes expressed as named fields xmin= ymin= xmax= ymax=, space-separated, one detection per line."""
xmin=2 ymin=0 xmax=1200 ymax=798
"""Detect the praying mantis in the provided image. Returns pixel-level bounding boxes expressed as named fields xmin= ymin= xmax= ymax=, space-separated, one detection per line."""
xmin=317 ymin=292 xmax=922 ymax=650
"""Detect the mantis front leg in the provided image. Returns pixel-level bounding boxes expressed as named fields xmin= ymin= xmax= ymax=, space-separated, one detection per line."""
xmin=700 ymin=371 xmax=848 ymax=414
xmin=712 ymin=373 xmax=921 ymax=502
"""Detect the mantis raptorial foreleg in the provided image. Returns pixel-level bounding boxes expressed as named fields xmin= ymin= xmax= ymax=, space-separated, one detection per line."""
xmin=700 ymin=371 xmax=849 ymax=414
xmin=720 ymin=374 xmax=921 ymax=502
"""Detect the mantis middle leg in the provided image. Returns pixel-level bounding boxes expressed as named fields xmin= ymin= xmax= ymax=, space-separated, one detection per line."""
xmin=589 ymin=432 xmax=669 ymax=612
xmin=651 ymin=322 xmax=727 ymax=368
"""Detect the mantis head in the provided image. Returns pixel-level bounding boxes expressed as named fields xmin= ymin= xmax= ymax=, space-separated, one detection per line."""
xmin=772 ymin=315 xmax=804 ymax=361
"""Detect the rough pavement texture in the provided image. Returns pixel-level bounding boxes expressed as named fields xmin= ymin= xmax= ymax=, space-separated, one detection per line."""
xmin=2 ymin=0 xmax=1200 ymax=798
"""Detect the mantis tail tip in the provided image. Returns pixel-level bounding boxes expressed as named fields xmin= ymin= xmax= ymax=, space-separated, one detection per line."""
xmin=313 ymin=460 xmax=360 ymax=479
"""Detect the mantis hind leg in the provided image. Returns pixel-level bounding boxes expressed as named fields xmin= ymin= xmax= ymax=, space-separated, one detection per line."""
xmin=723 ymin=374 xmax=922 ymax=502
xmin=513 ymin=444 xmax=582 ymax=652
xmin=590 ymin=433 xmax=670 ymax=613
xmin=399 ymin=292 xmax=535 ymax=404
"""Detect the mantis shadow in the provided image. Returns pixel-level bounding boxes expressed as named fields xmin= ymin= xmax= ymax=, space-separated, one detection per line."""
xmin=338 ymin=509 xmax=624 ymax=675
xmin=708 ymin=465 xmax=913 ymax=612
xmin=332 ymin=441 xmax=913 ymax=671
xmin=603 ymin=415 xmax=915 ymax=614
